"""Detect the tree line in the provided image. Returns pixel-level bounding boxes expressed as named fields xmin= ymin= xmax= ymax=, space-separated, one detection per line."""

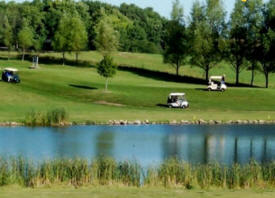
xmin=165 ymin=0 xmax=275 ymax=88
xmin=0 ymin=0 xmax=274 ymax=88
xmin=0 ymin=0 xmax=166 ymax=55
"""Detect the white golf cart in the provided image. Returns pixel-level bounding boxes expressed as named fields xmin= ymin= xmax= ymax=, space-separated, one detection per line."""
xmin=167 ymin=93 xmax=189 ymax=109
xmin=208 ymin=76 xmax=227 ymax=92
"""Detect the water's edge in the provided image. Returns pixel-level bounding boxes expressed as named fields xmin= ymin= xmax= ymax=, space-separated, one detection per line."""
xmin=1 ymin=119 xmax=275 ymax=127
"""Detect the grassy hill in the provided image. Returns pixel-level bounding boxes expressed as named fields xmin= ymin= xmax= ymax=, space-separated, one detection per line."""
xmin=0 ymin=51 xmax=274 ymax=123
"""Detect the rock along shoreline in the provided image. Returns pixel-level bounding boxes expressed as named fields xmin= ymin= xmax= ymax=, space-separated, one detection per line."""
xmin=0 ymin=119 xmax=275 ymax=127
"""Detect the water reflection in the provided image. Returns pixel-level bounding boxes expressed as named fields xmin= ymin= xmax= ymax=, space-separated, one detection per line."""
xmin=161 ymin=125 xmax=275 ymax=165
xmin=95 ymin=130 xmax=115 ymax=157
xmin=0 ymin=125 xmax=274 ymax=166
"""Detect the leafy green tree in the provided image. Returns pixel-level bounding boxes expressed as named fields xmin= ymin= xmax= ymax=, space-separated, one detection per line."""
xmin=94 ymin=10 xmax=119 ymax=91
xmin=97 ymin=55 xmax=117 ymax=91
xmin=226 ymin=0 xmax=249 ymax=85
xmin=0 ymin=16 xmax=13 ymax=60
xmin=119 ymin=3 xmax=166 ymax=53
xmin=189 ymin=0 xmax=226 ymax=81
xmin=67 ymin=17 xmax=88 ymax=63
xmin=171 ymin=0 xmax=184 ymax=22
xmin=257 ymin=0 xmax=275 ymax=88
xmin=18 ymin=21 xmax=33 ymax=61
xmin=53 ymin=15 xmax=87 ymax=64
xmin=52 ymin=16 xmax=68 ymax=65
xmin=245 ymin=0 xmax=264 ymax=86
xmin=163 ymin=0 xmax=188 ymax=76
xmin=94 ymin=11 xmax=120 ymax=54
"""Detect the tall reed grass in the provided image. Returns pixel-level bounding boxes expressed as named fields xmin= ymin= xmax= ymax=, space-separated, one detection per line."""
xmin=0 ymin=157 xmax=274 ymax=189
xmin=24 ymin=108 xmax=68 ymax=126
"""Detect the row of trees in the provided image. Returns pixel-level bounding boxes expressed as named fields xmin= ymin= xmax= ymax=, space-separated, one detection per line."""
xmin=0 ymin=0 xmax=166 ymax=56
xmin=0 ymin=0 xmax=274 ymax=88
xmin=165 ymin=0 xmax=275 ymax=88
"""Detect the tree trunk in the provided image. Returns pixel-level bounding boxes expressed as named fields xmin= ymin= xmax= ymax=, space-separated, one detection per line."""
xmin=62 ymin=52 xmax=65 ymax=66
xmin=205 ymin=64 xmax=209 ymax=82
xmin=22 ymin=48 xmax=25 ymax=61
xmin=236 ymin=64 xmax=240 ymax=85
xmin=105 ymin=78 xmax=108 ymax=91
xmin=176 ymin=60 xmax=180 ymax=76
xmin=8 ymin=49 xmax=10 ymax=61
xmin=265 ymin=71 xmax=269 ymax=88
xmin=75 ymin=52 xmax=78 ymax=64
xmin=250 ymin=64 xmax=255 ymax=87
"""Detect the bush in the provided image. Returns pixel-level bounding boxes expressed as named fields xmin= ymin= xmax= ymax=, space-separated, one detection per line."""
xmin=25 ymin=108 xmax=68 ymax=126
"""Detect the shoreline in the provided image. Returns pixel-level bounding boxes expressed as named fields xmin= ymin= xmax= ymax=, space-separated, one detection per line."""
xmin=1 ymin=119 xmax=275 ymax=127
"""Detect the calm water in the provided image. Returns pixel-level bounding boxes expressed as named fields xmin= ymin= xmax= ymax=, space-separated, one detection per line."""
xmin=0 ymin=125 xmax=275 ymax=166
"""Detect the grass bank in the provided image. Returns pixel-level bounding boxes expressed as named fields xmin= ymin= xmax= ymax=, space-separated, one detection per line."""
xmin=1 ymin=186 xmax=275 ymax=198
xmin=0 ymin=51 xmax=274 ymax=123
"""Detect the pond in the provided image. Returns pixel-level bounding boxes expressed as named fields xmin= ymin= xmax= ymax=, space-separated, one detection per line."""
xmin=0 ymin=125 xmax=274 ymax=166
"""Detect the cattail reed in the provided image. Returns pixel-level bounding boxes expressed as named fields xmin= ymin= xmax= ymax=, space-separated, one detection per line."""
xmin=0 ymin=157 xmax=275 ymax=189
xmin=25 ymin=108 xmax=68 ymax=126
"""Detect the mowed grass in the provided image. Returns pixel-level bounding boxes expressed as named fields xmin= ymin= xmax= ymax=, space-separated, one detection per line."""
xmin=1 ymin=186 xmax=275 ymax=198
xmin=0 ymin=51 xmax=275 ymax=122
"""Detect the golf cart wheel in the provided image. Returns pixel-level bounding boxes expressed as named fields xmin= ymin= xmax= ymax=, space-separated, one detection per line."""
xmin=208 ymin=88 xmax=211 ymax=91
xmin=221 ymin=89 xmax=225 ymax=92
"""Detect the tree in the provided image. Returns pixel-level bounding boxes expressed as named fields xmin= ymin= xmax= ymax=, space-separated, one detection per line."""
xmin=163 ymin=0 xmax=188 ymax=76
xmin=18 ymin=21 xmax=33 ymax=61
xmin=189 ymin=0 xmax=226 ymax=81
xmin=119 ymin=3 xmax=166 ymax=53
xmin=226 ymin=0 xmax=249 ymax=85
xmin=0 ymin=16 xmax=13 ymax=60
xmin=94 ymin=11 xmax=120 ymax=54
xmin=53 ymin=15 xmax=87 ymax=65
xmin=245 ymin=0 xmax=264 ymax=86
xmin=67 ymin=17 xmax=88 ymax=63
xmin=52 ymin=15 xmax=69 ymax=65
xmin=257 ymin=0 xmax=275 ymax=88
xmin=97 ymin=55 xmax=117 ymax=91
xmin=94 ymin=11 xmax=119 ymax=91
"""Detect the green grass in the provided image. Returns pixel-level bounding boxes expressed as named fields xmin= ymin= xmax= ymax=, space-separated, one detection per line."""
xmin=0 ymin=51 xmax=275 ymax=122
xmin=1 ymin=186 xmax=275 ymax=198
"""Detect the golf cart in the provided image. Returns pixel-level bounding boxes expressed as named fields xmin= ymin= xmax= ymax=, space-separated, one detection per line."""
xmin=167 ymin=93 xmax=189 ymax=109
xmin=208 ymin=76 xmax=227 ymax=91
xmin=1 ymin=68 xmax=20 ymax=83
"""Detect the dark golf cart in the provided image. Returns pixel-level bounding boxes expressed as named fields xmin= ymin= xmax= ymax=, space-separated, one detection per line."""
xmin=1 ymin=68 xmax=20 ymax=83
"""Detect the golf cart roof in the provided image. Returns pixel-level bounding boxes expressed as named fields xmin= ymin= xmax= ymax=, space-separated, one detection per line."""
xmin=210 ymin=76 xmax=223 ymax=80
xmin=3 ymin=68 xmax=18 ymax=72
xmin=169 ymin=93 xmax=185 ymax=96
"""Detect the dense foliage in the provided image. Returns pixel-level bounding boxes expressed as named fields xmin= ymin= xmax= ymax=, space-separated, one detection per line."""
xmin=0 ymin=0 xmax=166 ymax=54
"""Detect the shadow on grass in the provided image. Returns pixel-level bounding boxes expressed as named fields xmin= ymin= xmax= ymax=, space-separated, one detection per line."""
xmin=157 ymin=104 xmax=169 ymax=108
xmin=118 ymin=66 xmax=207 ymax=85
xmin=195 ymin=88 xmax=210 ymax=91
xmin=14 ymin=54 xmax=96 ymax=68
xmin=69 ymin=84 xmax=97 ymax=90
xmin=118 ymin=66 xmax=259 ymax=88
